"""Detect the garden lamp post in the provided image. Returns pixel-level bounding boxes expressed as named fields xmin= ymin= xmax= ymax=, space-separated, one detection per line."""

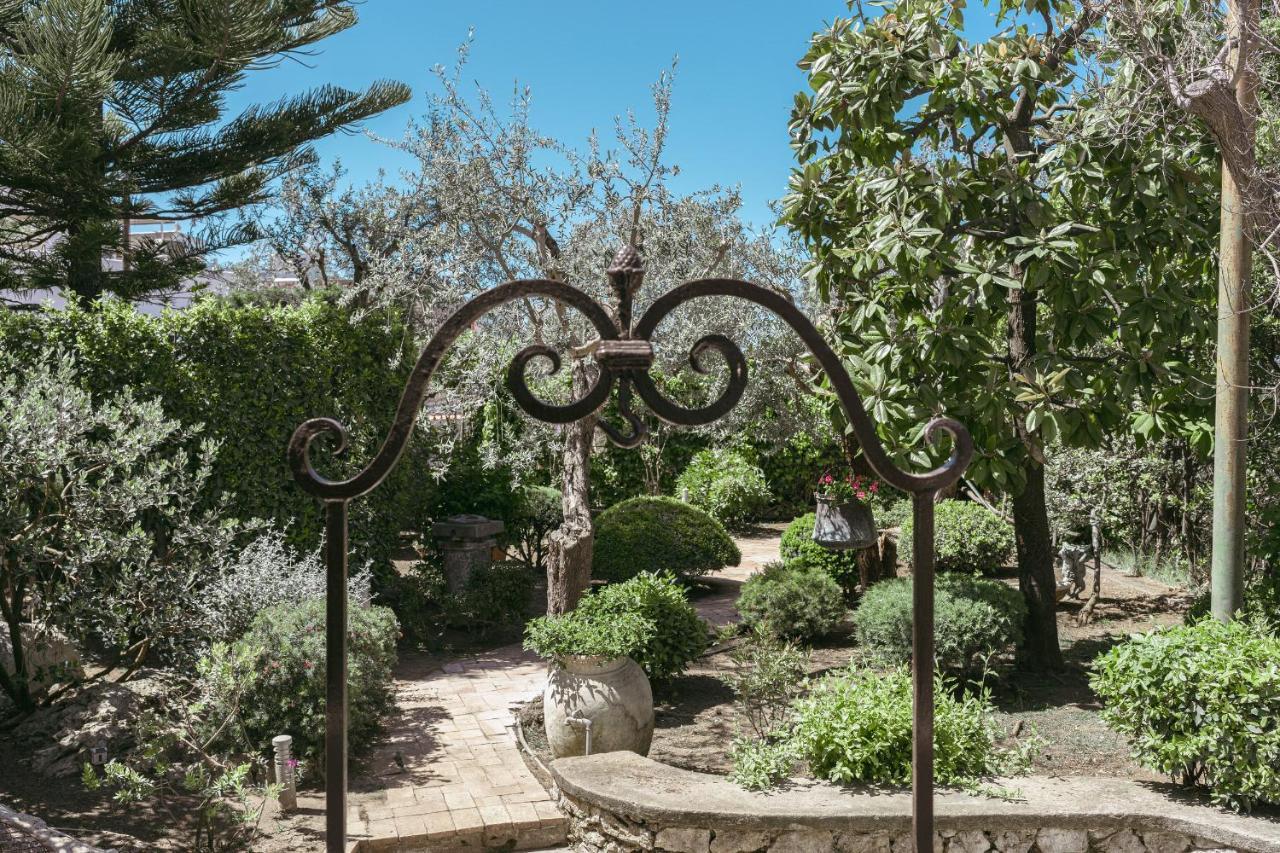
xmin=290 ymin=246 xmax=972 ymax=853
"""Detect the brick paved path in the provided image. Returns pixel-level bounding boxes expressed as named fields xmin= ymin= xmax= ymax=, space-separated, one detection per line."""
xmin=286 ymin=526 xmax=781 ymax=851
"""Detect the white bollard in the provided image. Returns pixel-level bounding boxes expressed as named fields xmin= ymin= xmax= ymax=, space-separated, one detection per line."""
xmin=272 ymin=734 xmax=297 ymax=811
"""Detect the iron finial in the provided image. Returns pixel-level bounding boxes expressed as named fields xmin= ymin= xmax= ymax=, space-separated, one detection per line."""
xmin=607 ymin=245 xmax=645 ymax=333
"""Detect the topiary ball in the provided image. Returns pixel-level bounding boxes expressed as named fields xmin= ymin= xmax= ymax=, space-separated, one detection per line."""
xmin=899 ymin=500 xmax=1014 ymax=575
xmin=736 ymin=560 xmax=846 ymax=641
xmin=593 ymin=496 xmax=741 ymax=583
xmin=852 ymin=574 xmax=1025 ymax=674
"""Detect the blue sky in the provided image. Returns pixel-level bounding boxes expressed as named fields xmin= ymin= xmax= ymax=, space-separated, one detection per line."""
xmin=225 ymin=1 xmax=858 ymax=231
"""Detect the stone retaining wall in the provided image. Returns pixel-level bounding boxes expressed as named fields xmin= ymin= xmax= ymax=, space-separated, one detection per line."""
xmin=550 ymin=753 xmax=1280 ymax=853
xmin=0 ymin=803 xmax=115 ymax=852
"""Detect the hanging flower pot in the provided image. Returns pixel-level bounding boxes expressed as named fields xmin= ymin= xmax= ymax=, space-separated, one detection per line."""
xmin=814 ymin=493 xmax=878 ymax=550
xmin=812 ymin=471 xmax=880 ymax=550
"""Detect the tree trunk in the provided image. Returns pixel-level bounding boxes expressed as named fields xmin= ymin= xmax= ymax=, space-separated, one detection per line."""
xmin=0 ymin=580 xmax=35 ymax=711
xmin=65 ymin=221 xmax=105 ymax=302
xmin=856 ymin=532 xmax=897 ymax=593
xmin=1008 ymin=274 xmax=1064 ymax=670
xmin=1209 ymin=0 xmax=1255 ymax=618
xmin=546 ymin=359 xmax=597 ymax=615
xmin=1010 ymin=462 xmax=1064 ymax=669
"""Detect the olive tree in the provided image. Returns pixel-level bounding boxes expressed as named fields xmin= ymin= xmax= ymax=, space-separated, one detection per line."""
xmin=0 ymin=353 xmax=255 ymax=710
xmin=783 ymin=0 xmax=1220 ymax=667
xmin=349 ymin=47 xmax=808 ymax=612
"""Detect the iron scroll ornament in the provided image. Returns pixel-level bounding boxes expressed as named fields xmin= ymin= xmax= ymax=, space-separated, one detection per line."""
xmin=288 ymin=247 xmax=973 ymax=853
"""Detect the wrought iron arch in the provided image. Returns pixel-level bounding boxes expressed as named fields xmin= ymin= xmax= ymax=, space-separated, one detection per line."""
xmin=289 ymin=246 xmax=973 ymax=853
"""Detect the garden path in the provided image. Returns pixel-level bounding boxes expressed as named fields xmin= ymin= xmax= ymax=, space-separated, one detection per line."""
xmin=276 ymin=525 xmax=781 ymax=852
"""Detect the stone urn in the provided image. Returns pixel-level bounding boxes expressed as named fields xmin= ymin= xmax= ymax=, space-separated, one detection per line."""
xmin=543 ymin=655 xmax=654 ymax=759
xmin=813 ymin=492 xmax=878 ymax=550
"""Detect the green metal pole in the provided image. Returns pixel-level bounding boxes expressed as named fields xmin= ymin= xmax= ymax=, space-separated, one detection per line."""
xmin=1210 ymin=0 xmax=1256 ymax=622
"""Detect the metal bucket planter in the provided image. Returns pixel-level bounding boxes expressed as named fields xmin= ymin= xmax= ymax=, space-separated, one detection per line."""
xmin=813 ymin=492 xmax=878 ymax=550
xmin=544 ymin=654 xmax=654 ymax=759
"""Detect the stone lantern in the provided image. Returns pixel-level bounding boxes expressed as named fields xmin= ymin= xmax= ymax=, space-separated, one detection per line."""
xmin=431 ymin=514 xmax=505 ymax=592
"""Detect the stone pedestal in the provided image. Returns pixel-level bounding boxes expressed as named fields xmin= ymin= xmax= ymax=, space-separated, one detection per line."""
xmin=432 ymin=514 xmax=505 ymax=592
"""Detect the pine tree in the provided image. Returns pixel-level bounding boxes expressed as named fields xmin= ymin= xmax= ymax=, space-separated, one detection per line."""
xmin=0 ymin=0 xmax=410 ymax=301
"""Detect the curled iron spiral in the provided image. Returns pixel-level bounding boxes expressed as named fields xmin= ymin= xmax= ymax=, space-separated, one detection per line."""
xmin=289 ymin=273 xmax=973 ymax=502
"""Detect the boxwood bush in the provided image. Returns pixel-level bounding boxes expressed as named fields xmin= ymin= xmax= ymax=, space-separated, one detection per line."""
xmin=1092 ymin=618 xmax=1280 ymax=810
xmin=900 ymin=500 xmax=1014 ymax=574
xmin=592 ymin=496 xmax=740 ymax=583
xmin=524 ymin=572 xmax=708 ymax=682
xmin=779 ymin=513 xmax=861 ymax=594
xmin=202 ymin=599 xmax=398 ymax=772
xmin=791 ymin=666 xmax=999 ymax=786
xmin=852 ymin=574 xmax=1025 ymax=674
xmin=736 ymin=561 xmax=845 ymax=641
xmin=675 ymin=448 xmax=772 ymax=527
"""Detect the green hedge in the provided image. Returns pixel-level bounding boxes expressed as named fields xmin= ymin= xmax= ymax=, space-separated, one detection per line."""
xmin=0 ymin=298 xmax=435 ymax=569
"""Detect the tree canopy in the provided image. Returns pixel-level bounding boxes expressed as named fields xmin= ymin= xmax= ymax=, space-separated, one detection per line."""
xmin=0 ymin=0 xmax=410 ymax=301
xmin=783 ymin=0 xmax=1221 ymax=667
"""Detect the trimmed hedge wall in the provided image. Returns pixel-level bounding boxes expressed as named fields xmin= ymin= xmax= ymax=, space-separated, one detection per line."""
xmin=0 ymin=298 xmax=436 ymax=568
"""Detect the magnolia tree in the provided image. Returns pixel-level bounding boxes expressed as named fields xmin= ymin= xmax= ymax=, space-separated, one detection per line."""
xmin=337 ymin=48 xmax=810 ymax=612
xmin=783 ymin=0 xmax=1221 ymax=668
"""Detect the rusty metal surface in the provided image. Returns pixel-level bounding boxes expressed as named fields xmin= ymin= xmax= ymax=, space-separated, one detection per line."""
xmin=290 ymin=246 xmax=973 ymax=853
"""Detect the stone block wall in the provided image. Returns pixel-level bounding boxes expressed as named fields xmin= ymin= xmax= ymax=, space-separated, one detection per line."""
xmin=557 ymin=794 xmax=1237 ymax=853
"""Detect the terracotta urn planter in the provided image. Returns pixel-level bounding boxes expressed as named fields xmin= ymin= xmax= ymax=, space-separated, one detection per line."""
xmin=813 ymin=492 xmax=878 ymax=550
xmin=544 ymin=654 xmax=654 ymax=759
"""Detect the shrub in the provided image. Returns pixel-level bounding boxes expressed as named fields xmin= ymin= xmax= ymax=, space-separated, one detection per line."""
xmin=509 ymin=486 xmax=562 ymax=571
xmin=725 ymin=628 xmax=810 ymax=738
xmin=524 ymin=573 xmax=708 ymax=682
xmin=676 ymin=448 xmax=772 ymax=527
xmin=196 ymin=529 xmax=373 ymax=643
xmin=592 ymin=496 xmax=740 ymax=583
xmin=523 ymin=608 xmax=652 ymax=662
xmin=202 ymin=599 xmax=399 ymax=770
xmin=900 ymin=500 xmax=1014 ymax=574
xmin=84 ymin=658 xmax=278 ymax=850
xmin=0 ymin=352 xmax=262 ymax=709
xmin=852 ymin=575 xmax=1025 ymax=674
xmin=1185 ymin=569 xmax=1279 ymax=630
xmin=779 ymin=513 xmax=861 ymax=592
xmin=577 ymin=572 xmax=708 ymax=682
xmin=875 ymin=498 xmax=912 ymax=531
xmin=736 ymin=561 xmax=845 ymax=641
xmin=791 ymin=666 xmax=999 ymax=786
xmin=449 ymin=561 xmax=535 ymax=634
xmin=1091 ymin=618 xmax=1280 ymax=810
xmin=390 ymin=558 xmax=533 ymax=645
xmin=729 ymin=737 xmax=796 ymax=791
